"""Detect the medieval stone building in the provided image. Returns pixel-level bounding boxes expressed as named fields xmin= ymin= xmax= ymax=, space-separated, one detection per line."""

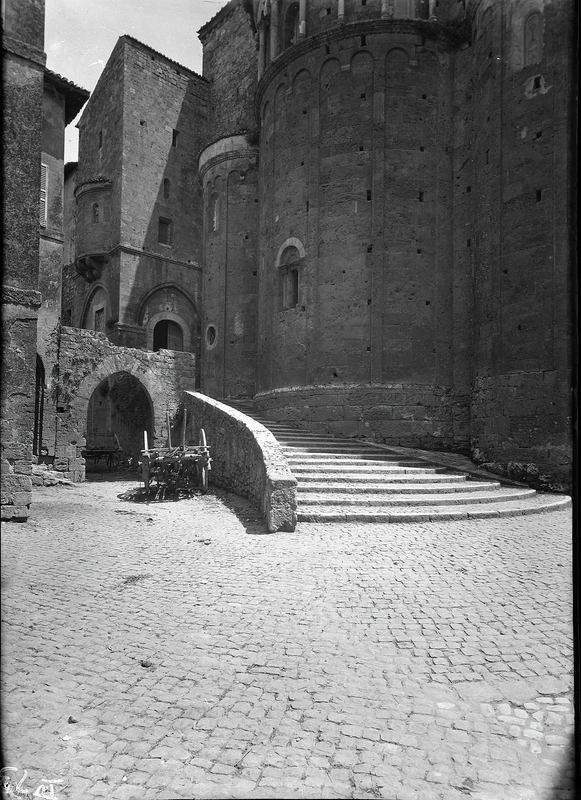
xmin=2 ymin=0 xmax=574 ymax=521
xmin=198 ymin=0 xmax=575 ymax=491
xmin=60 ymin=0 xmax=574 ymax=493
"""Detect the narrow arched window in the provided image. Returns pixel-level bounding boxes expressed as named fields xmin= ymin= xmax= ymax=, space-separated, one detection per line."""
xmin=209 ymin=193 xmax=220 ymax=232
xmin=283 ymin=2 xmax=299 ymax=50
xmin=279 ymin=245 xmax=301 ymax=310
xmin=524 ymin=12 xmax=543 ymax=66
xmin=163 ymin=178 xmax=170 ymax=199
xmin=92 ymin=203 xmax=99 ymax=223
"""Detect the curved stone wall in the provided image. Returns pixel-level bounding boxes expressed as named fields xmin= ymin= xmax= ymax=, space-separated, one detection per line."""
xmin=199 ymin=135 xmax=260 ymax=399
xmin=255 ymin=13 xmax=456 ymax=449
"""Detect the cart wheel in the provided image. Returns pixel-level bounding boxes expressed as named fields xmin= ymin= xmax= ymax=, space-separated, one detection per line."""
xmin=198 ymin=429 xmax=208 ymax=493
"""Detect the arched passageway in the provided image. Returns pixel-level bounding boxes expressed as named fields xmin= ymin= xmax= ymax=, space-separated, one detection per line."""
xmin=86 ymin=372 xmax=153 ymax=466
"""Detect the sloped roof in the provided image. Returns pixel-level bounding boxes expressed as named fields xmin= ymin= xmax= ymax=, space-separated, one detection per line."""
xmin=44 ymin=68 xmax=90 ymax=125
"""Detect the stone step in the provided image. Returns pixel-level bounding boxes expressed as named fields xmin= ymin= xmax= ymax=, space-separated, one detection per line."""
xmin=296 ymin=487 xmax=536 ymax=507
xmin=297 ymin=494 xmax=571 ymax=523
xmin=284 ymin=453 xmax=424 ymax=464
xmin=297 ymin=479 xmax=501 ymax=494
xmin=294 ymin=471 xmax=469 ymax=484
xmin=222 ymin=403 xmax=570 ymax=523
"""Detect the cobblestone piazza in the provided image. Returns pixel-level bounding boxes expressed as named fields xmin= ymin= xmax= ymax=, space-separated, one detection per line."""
xmin=1 ymin=476 xmax=574 ymax=800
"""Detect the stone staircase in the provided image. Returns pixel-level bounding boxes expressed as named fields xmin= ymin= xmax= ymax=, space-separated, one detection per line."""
xmin=225 ymin=401 xmax=571 ymax=523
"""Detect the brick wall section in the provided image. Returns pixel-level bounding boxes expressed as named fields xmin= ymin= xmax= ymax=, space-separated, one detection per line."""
xmin=181 ymin=391 xmax=297 ymax=532
xmin=54 ymin=326 xmax=197 ymax=480
xmin=200 ymin=138 xmax=260 ymax=399
xmin=452 ymin=0 xmax=574 ymax=491
xmin=1 ymin=0 xmax=46 ymax=520
xmin=255 ymin=21 xmax=457 ymax=451
xmin=199 ymin=1 xmax=258 ymax=141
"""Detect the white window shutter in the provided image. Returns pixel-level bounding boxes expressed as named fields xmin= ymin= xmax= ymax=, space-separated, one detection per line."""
xmin=39 ymin=163 xmax=48 ymax=227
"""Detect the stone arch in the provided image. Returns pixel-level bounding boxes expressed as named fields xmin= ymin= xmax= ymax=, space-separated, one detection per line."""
xmin=85 ymin=371 xmax=154 ymax=465
xmin=275 ymin=236 xmax=306 ymax=266
xmin=136 ymin=283 xmax=199 ymax=354
xmin=81 ymin=283 xmax=109 ymax=332
xmin=351 ymin=50 xmax=374 ymax=73
xmin=149 ymin=312 xmax=188 ymax=352
xmin=385 ymin=47 xmax=410 ymax=68
xmin=292 ymin=67 xmax=311 ymax=91
xmin=282 ymin=1 xmax=299 ymax=50
xmin=71 ymin=356 xmax=160 ymax=453
xmin=319 ymin=57 xmax=342 ymax=82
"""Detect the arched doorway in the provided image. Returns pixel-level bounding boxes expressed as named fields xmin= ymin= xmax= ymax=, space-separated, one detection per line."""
xmin=153 ymin=319 xmax=184 ymax=351
xmin=86 ymin=372 xmax=153 ymax=467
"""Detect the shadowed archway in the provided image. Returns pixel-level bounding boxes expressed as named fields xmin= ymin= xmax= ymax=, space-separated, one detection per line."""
xmin=86 ymin=371 xmax=153 ymax=466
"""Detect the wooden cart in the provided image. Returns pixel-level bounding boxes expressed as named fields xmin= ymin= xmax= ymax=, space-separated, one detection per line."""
xmin=82 ymin=432 xmax=122 ymax=471
xmin=139 ymin=410 xmax=211 ymax=497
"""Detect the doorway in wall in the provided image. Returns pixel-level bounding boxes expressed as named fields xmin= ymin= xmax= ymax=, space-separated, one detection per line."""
xmin=86 ymin=371 xmax=153 ymax=468
xmin=153 ymin=319 xmax=183 ymax=351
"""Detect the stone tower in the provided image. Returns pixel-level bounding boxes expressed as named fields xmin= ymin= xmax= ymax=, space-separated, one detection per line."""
xmin=198 ymin=0 xmax=574 ymax=491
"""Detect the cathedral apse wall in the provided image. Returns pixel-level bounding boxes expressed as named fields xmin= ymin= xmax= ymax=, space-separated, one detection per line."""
xmin=199 ymin=1 xmax=260 ymax=400
xmin=453 ymin=0 xmax=574 ymax=489
xmin=251 ymin=0 xmax=459 ymax=449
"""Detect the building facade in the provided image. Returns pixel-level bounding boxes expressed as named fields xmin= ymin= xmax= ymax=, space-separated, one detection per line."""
xmin=197 ymin=0 xmax=574 ymax=491
xmin=64 ymin=36 xmax=209 ymax=367
xmin=58 ymin=0 xmax=574 ymax=493
xmin=2 ymin=0 xmax=47 ymax=519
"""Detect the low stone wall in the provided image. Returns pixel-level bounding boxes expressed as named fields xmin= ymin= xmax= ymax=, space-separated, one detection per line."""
xmin=180 ymin=391 xmax=297 ymax=533
xmin=254 ymin=384 xmax=455 ymax=451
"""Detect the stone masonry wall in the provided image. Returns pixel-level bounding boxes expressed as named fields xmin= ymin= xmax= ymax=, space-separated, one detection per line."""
xmin=2 ymin=0 xmax=46 ymax=521
xmin=200 ymin=1 xmax=258 ymax=142
xmin=254 ymin=384 xmax=455 ymax=450
xmin=53 ymin=326 xmax=197 ymax=480
xmin=452 ymin=0 xmax=574 ymax=491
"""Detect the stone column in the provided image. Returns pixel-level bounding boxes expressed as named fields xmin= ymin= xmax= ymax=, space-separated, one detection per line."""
xmin=381 ymin=0 xmax=390 ymax=19
xmin=299 ymin=0 xmax=307 ymax=38
xmin=429 ymin=0 xmax=437 ymax=20
xmin=258 ymin=24 xmax=266 ymax=78
xmin=270 ymin=0 xmax=279 ymax=60
xmin=338 ymin=0 xmax=345 ymax=22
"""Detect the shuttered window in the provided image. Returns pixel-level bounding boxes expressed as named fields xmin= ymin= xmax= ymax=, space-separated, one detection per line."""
xmin=39 ymin=163 xmax=48 ymax=227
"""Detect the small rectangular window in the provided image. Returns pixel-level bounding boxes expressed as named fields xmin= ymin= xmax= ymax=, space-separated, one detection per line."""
xmin=39 ymin=163 xmax=48 ymax=227
xmin=98 ymin=130 xmax=103 ymax=149
xmin=172 ymin=129 xmax=179 ymax=147
xmin=94 ymin=307 xmax=104 ymax=332
xmin=158 ymin=217 xmax=172 ymax=245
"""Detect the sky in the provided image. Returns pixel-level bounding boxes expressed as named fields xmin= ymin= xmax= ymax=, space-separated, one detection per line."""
xmin=44 ymin=0 xmax=230 ymax=161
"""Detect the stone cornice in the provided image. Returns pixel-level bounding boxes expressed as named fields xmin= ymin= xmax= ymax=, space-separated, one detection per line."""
xmin=199 ymin=148 xmax=259 ymax=181
xmin=2 ymin=33 xmax=46 ymax=69
xmin=255 ymin=18 xmax=468 ymax=116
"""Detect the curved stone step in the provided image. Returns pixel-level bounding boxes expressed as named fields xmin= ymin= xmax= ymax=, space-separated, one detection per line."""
xmin=297 ymin=487 xmax=536 ymax=507
xmin=297 ymin=494 xmax=571 ymax=523
xmin=295 ymin=469 xmax=455 ymax=482
xmin=298 ymin=480 xmax=501 ymax=494
xmin=284 ymin=452 xmax=424 ymax=464
xmin=224 ymin=404 xmax=570 ymax=523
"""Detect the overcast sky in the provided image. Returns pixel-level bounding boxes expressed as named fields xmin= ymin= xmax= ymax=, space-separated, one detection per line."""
xmin=45 ymin=0 xmax=229 ymax=161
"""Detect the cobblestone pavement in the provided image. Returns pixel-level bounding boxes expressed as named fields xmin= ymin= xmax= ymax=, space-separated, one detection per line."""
xmin=1 ymin=474 xmax=575 ymax=800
